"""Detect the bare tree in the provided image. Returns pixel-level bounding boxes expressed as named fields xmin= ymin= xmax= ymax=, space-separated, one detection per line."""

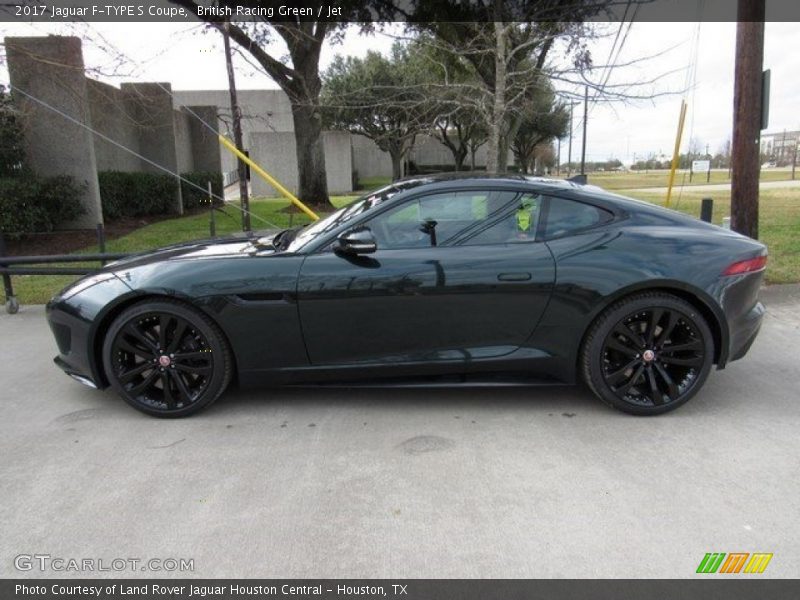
xmin=169 ymin=2 xmax=386 ymax=207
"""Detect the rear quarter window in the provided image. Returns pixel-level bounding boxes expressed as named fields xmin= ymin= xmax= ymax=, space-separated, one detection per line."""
xmin=544 ymin=197 xmax=613 ymax=239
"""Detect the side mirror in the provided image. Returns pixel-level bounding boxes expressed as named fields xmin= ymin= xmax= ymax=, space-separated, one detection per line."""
xmin=336 ymin=227 xmax=377 ymax=255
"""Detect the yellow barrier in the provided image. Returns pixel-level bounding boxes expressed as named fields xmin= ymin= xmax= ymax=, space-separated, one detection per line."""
xmin=218 ymin=135 xmax=320 ymax=221
xmin=665 ymin=100 xmax=688 ymax=208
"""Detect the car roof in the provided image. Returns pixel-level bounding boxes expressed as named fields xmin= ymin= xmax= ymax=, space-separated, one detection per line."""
xmin=392 ymin=172 xmax=598 ymax=191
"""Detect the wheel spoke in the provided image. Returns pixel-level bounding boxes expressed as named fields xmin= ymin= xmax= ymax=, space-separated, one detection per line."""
xmin=660 ymin=339 xmax=702 ymax=354
xmin=615 ymin=363 xmax=645 ymax=394
xmin=606 ymin=359 xmax=639 ymax=385
xmin=653 ymin=362 xmax=679 ymax=401
xmin=161 ymin=372 xmax=175 ymax=408
xmin=605 ymin=338 xmax=639 ymax=357
xmin=612 ymin=324 xmax=644 ymax=350
xmin=173 ymin=351 xmax=212 ymax=363
xmin=175 ymin=363 xmax=213 ymax=376
xmin=645 ymin=308 xmax=664 ymax=346
xmin=128 ymin=369 xmax=159 ymax=395
xmin=646 ymin=366 xmax=664 ymax=405
xmin=656 ymin=311 xmax=680 ymax=347
xmin=659 ymin=354 xmax=704 ymax=367
xmin=166 ymin=320 xmax=188 ymax=354
xmin=124 ymin=324 xmax=158 ymax=353
xmin=118 ymin=362 xmax=152 ymax=383
xmin=158 ymin=315 xmax=170 ymax=351
xmin=170 ymin=370 xmax=194 ymax=403
xmin=116 ymin=338 xmax=153 ymax=360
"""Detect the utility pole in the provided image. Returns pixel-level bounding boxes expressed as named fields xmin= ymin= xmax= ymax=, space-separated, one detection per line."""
xmin=730 ymin=0 xmax=765 ymax=239
xmin=567 ymin=103 xmax=575 ymax=177
xmin=222 ymin=19 xmax=251 ymax=232
xmin=581 ymin=85 xmax=588 ymax=176
xmin=556 ymin=137 xmax=561 ymax=175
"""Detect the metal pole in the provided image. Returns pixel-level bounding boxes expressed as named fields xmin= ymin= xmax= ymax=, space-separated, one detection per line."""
xmin=556 ymin=137 xmax=561 ymax=176
xmin=666 ymin=100 xmax=688 ymax=208
xmin=700 ymin=198 xmax=714 ymax=223
xmin=580 ymin=85 xmax=588 ymax=176
xmin=96 ymin=223 xmax=106 ymax=265
xmin=567 ymin=104 xmax=574 ymax=177
xmin=208 ymin=181 xmax=216 ymax=238
xmin=0 ymin=232 xmax=18 ymax=314
xmin=793 ymin=140 xmax=797 ymax=180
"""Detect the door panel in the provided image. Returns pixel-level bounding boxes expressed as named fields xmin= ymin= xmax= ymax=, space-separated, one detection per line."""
xmin=297 ymin=243 xmax=554 ymax=365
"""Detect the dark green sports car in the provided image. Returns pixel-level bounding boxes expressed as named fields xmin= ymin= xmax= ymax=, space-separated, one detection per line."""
xmin=47 ymin=175 xmax=767 ymax=417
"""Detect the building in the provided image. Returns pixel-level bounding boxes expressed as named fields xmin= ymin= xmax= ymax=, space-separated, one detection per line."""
xmin=761 ymin=130 xmax=799 ymax=164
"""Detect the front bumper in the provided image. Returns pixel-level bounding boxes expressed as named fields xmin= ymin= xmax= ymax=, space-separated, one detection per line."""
xmin=47 ymin=301 xmax=104 ymax=388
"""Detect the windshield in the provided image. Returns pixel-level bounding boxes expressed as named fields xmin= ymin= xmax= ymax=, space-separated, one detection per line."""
xmin=284 ymin=178 xmax=434 ymax=252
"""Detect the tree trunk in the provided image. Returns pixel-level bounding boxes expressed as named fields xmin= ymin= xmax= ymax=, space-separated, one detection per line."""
xmin=499 ymin=113 xmax=523 ymax=173
xmin=390 ymin=149 xmax=403 ymax=181
xmin=222 ymin=20 xmax=250 ymax=231
xmin=486 ymin=21 xmax=507 ymax=174
xmin=290 ymin=101 xmax=331 ymax=208
xmin=453 ymin=147 xmax=467 ymax=171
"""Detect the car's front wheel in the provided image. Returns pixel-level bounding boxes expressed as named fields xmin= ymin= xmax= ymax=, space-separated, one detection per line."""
xmin=102 ymin=299 xmax=232 ymax=417
xmin=581 ymin=292 xmax=714 ymax=415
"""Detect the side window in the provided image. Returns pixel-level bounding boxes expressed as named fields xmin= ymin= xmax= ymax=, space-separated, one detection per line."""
xmin=461 ymin=193 xmax=543 ymax=246
xmin=367 ymin=190 xmax=515 ymax=250
xmin=544 ymin=197 xmax=612 ymax=239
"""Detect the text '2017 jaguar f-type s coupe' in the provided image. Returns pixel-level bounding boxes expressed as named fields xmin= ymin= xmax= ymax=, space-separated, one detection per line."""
xmin=47 ymin=175 xmax=767 ymax=417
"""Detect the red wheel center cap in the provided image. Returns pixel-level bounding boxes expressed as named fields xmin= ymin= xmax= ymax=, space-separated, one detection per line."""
xmin=158 ymin=355 xmax=171 ymax=367
xmin=642 ymin=350 xmax=655 ymax=362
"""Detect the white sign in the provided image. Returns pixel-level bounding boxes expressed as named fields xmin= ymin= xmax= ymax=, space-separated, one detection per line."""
xmin=692 ymin=160 xmax=711 ymax=172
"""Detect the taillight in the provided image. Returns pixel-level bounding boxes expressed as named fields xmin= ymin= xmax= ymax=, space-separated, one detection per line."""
xmin=722 ymin=255 xmax=767 ymax=276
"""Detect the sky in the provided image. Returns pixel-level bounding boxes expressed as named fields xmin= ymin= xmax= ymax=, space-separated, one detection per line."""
xmin=1 ymin=19 xmax=797 ymax=166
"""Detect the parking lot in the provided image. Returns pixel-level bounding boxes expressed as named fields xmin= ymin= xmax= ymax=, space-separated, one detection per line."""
xmin=1 ymin=286 xmax=799 ymax=579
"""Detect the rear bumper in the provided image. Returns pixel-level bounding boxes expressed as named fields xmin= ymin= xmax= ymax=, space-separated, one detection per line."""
xmin=726 ymin=300 xmax=765 ymax=364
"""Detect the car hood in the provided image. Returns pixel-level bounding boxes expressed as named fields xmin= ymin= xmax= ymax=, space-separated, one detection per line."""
xmin=103 ymin=230 xmax=283 ymax=271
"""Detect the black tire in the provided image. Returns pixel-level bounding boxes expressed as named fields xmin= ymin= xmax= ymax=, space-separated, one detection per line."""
xmin=102 ymin=299 xmax=232 ymax=418
xmin=580 ymin=292 xmax=714 ymax=415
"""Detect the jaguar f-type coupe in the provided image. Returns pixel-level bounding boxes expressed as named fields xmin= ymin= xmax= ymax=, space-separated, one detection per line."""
xmin=46 ymin=175 xmax=767 ymax=417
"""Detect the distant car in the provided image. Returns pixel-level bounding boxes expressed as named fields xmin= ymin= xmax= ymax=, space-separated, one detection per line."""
xmin=47 ymin=175 xmax=767 ymax=417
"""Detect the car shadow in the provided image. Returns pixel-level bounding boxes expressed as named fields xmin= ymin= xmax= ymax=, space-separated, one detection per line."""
xmin=206 ymin=382 xmax=604 ymax=418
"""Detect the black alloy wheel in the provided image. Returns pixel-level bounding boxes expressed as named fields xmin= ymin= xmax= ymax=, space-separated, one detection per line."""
xmin=102 ymin=300 xmax=231 ymax=417
xmin=581 ymin=292 xmax=714 ymax=415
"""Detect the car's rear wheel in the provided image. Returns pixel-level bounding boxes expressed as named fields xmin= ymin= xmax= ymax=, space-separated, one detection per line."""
xmin=102 ymin=299 xmax=232 ymax=417
xmin=581 ymin=292 xmax=714 ymax=415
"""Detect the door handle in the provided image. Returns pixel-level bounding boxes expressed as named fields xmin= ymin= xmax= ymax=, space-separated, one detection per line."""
xmin=497 ymin=272 xmax=532 ymax=282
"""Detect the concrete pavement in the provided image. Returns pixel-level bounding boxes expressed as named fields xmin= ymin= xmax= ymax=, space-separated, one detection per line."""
xmin=1 ymin=289 xmax=798 ymax=578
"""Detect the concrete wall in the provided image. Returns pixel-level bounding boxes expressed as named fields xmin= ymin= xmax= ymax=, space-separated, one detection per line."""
xmin=249 ymin=131 xmax=352 ymax=197
xmin=351 ymin=135 xmax=393 ymax=180
xmin=173 ymin=109 xmax=194 ymax=174
xmin=410 ymin=133 xmax=489 ymax=169
xmin=5 ymin=36 xmax=103 ymax=228
xmin=120 ymin=82 xmax=183 ymax=213
xmin=87 ymin=79 xmax=142 ymax=172
xmin=185 ymin=106 xmax=223 ymax=173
